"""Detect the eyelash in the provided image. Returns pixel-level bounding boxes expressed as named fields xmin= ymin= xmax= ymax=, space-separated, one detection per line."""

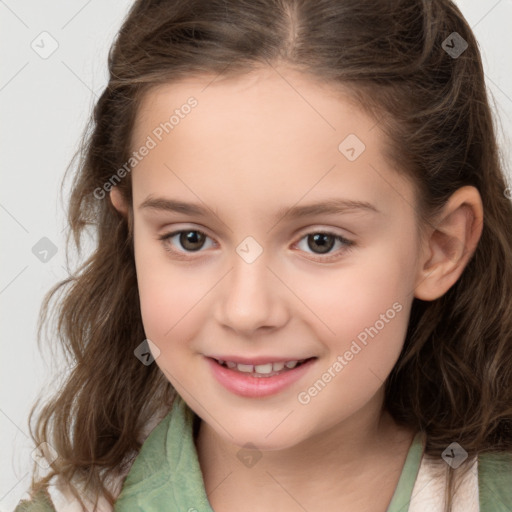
xmin=157 ymin=228 xmax=355 ymax=262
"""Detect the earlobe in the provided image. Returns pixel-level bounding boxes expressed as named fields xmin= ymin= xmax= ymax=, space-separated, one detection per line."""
xmin=110 ymin=187 xmax=129 ymax=216
xmin=414 ymin=186 xmax=484 ymax=301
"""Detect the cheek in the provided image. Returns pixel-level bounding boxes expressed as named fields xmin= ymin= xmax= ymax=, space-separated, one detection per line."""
xmin=312 ymin=250 xmax=410 ymax=317
xmin=294 ymin=255 xmax=413 ymax=421
xmin=293 ymin=239 xmax=414 ymax=363
xmin=133 ymin=237 xmax=214 ymax=360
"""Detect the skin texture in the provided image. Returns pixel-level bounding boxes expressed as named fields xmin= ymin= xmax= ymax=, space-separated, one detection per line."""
xmin=111 ymin=64 xmax=483 ymax=511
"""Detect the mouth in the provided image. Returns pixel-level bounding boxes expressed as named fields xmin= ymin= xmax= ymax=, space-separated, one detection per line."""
xmin=211 ymin=357 xmax=315 ymax=378
xmin=206 ymin=356 xmax=317 ymax=398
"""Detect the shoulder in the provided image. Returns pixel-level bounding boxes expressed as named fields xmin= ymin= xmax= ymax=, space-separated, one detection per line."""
xmin=14 ymin=488 xmax=56 ymax=512
xmin=478 ymin=450 xmax=512 ymax=511
xmin=13 ymin=405 xmax=173 ymax=512
xmin=410 ymin=447 xmax=512 ymax=512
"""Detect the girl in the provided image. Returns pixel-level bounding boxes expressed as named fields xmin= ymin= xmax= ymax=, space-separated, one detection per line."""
xmin=15 ymin=0 xmax=512 ymax=511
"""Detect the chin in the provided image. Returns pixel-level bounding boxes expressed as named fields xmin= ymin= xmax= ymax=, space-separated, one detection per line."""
xmin=211 ymin=413 xmax=313 ymax=452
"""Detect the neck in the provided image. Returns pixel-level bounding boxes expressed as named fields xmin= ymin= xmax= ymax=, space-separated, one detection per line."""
xmin=195 ymin=390 xmax=416 ymax=512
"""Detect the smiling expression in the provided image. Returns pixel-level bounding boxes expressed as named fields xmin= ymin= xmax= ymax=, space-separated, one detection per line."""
xmin=116 ymin=64 xmax=427 ymax=450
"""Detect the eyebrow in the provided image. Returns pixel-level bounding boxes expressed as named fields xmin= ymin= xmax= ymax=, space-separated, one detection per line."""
xmin=139 ymin=196 xmax=380 ymax=220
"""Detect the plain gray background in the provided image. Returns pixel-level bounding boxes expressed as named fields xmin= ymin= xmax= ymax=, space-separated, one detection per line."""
xmin=1 ymin=1 xmax=511 ymax=510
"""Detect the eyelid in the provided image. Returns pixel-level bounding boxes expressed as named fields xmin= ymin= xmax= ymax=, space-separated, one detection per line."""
xmin=157 ymin=223 xmax=217 ymax=244
xmin=293 ymin=224 xmax=353 ymax=240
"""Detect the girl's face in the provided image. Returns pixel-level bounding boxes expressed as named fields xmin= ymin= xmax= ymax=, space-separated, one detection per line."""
xmin=120 ymin=65 xmax=427 ymax=450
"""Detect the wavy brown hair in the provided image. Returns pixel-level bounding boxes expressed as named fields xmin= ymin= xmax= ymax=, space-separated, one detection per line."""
xmin=23 ymin=0 xmax=512 ymax=510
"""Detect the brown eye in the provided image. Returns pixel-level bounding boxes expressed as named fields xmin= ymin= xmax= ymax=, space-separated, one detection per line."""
xmin=307 ymin=233 xmax=336 ymax=254
xmin=159 ymin=229 xmax=214 ymax=255
xmin=295 ymin=231 xmax=354 ymax=261
xmin=179 ymin=230 xmax=206 ymax=251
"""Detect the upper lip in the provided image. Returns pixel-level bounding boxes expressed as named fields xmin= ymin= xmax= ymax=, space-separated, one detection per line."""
xmin=207 ymin=355 xmax=316 ymax=365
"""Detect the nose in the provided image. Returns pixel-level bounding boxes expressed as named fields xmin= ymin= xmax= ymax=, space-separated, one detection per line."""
xmin=214 ymin=252 xmax=290 ymax=336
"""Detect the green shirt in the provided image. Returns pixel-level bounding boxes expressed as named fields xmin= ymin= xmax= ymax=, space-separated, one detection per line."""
xmin=15 ymin=395 xmax=512 ymax=511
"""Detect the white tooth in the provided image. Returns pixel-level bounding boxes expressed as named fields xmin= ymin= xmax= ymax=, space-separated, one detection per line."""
xmin=285 ymin=360 xmax=298 ymax=369
xmin=254 ymin=363 xmax=273 ymax=374
xmin=237 ymin=363 xmax=254 ymax=372
xmin=272 ymin=362 xmax=285 ymax=371
xmin=218 ymin=359 xmax=225 ymax=365
xmin=226 ymin=361 xmax=237 ymax=369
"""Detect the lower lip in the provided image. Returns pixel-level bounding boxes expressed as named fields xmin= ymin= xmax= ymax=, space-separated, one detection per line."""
xmin=206 ymin=357 xmax=316 ymax=398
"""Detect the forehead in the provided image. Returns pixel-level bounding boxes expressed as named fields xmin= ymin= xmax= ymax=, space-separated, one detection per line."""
xmin=129 ymin=66 xmax=415 ymax=220
xmin=132 ymin=65 xmax=369 ymax=150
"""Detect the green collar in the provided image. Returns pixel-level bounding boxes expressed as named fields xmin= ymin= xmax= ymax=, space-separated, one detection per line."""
xmin=386 ymin=429 xmax=424 ymax=511
xmin=114 ymin=396 xmax=425 ymax=512
xmin=114 ymin=395 xmax=212 ymax=511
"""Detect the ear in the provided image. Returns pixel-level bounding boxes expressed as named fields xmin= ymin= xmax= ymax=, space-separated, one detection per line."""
xmin=110 ymin=187 xmax=129 ymax=216
xmin=414 ymin=186 xmax=484 ymax=301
